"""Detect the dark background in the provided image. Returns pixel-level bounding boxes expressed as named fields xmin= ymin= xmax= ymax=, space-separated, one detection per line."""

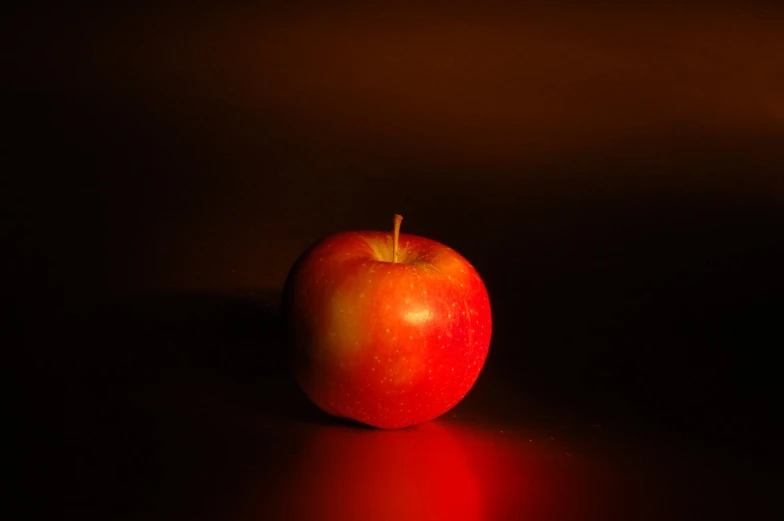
xmin=6 ymin=1 xmax=783 ymax=519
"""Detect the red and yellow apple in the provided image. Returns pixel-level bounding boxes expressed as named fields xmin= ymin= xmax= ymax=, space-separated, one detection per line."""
xmin=282 ymin=215 xmax=492 ymax=428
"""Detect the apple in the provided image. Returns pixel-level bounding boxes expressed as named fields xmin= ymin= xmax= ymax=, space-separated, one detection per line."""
xmin=282 ymin=215 xmax=492 ymax=428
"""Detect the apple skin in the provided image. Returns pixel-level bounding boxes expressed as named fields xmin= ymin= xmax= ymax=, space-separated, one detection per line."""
xmin=281 ymin=230 xmax=492 ymax=429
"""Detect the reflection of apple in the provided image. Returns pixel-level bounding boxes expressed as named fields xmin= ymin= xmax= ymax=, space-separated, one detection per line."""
xmin=282 ymin=215 xmax=492 ymax=428
xmin=274 ymin=422 xmax=481 ymax=521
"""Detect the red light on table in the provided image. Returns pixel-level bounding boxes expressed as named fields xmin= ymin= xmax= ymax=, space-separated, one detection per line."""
xmin=272 ymin=421 xmax=481 ymax=521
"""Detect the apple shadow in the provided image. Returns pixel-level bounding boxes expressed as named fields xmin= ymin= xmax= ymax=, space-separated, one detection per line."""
xmin=97 ymin=290 xmax=329 ymax=422
xmin=19 ymin=289 xmax=366 ymax=520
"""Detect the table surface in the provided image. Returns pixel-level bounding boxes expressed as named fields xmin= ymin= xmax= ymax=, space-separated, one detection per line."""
xmin=8 ymin=2 xmax=782 ymax=519
xmin=18 ymin=292 xmax=778 ymax=521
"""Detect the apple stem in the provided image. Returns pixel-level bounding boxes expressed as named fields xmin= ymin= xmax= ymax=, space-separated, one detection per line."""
xmin=392 ymin=214 xmax=403 ymax=263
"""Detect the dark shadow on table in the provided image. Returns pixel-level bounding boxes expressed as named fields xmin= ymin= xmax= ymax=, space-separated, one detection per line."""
xmin=17 ymin=289 xmax=342 ymax=521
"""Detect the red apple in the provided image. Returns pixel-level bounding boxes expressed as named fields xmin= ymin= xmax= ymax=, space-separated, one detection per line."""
xmin=282 ymin=215 xmax=492 ymax=428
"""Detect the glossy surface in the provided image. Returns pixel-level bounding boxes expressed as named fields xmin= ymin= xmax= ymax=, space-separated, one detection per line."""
xmin=283 ymin=231 xmax=492 ymax=428
xmin=19 ymin=291 xmax=773 ymax=521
